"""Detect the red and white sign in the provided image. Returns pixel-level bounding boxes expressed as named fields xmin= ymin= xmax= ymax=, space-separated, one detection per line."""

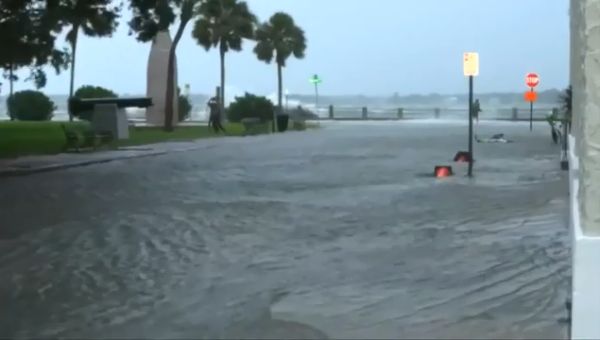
xmin=526 ymin=73 xmax=540 ymax=88
xmin=524 ymin=90 xmax=538 ymax=102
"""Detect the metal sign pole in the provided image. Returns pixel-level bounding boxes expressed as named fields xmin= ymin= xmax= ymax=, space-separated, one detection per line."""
xmin=530 ymin=87 xmax=534 ymax=131
xmin=468 ymin=75 xmax=474 ymax=177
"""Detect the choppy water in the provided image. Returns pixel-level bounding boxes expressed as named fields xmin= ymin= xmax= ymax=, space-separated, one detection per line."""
xmin=0 ymin=121 xmax=569 ymax=339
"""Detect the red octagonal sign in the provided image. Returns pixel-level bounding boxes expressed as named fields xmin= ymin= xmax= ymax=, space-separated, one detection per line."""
xmin=526 ymin=73 xmax=540 ymax=88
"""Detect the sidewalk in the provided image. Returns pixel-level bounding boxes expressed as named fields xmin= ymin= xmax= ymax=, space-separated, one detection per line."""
xmin=0 ymin=141 xmax=210 ymax=177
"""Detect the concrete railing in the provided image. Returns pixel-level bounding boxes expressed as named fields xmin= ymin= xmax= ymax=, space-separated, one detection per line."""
xmin=323 ymin=105 xmax=559 ymax=121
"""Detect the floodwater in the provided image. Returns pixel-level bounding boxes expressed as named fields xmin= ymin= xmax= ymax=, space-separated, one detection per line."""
xmin=0 ymin=121 xmax=569 ymax=339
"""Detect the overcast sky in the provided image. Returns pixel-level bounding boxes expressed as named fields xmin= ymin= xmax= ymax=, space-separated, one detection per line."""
xmin=8 ymin=0 xmax=569 ymax=96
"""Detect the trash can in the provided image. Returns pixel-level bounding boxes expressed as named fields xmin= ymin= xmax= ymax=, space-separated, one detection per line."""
xmin=277 ymin=114 xmax=289 ymax=132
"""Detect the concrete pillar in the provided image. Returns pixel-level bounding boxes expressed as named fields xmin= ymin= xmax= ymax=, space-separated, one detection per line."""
xmin=578 ymin=0 xmax=600 ymax=235
xmin=571 ymin=0 xmax=583 ymax=152
xmin=570 ymin=1 xmax=600 ymax=339
xmin=434 ymin=108 xmax=441 ymax=119
xmin=362 ymin=107 xmax=367 ymax=119
xmin=512 ymin=107 xmax=518 ymax=121
xmin=329 ymin=105 xmax=334 ymax=119
xmin=146 ymin=31 xmax=179 ymax=126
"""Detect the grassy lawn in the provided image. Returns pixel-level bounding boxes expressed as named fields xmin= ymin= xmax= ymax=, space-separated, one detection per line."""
xmin=0 ymin=121 xmax=89 ymax=159
xmin=0 ymin=120 xmax=292 ymax=158
xmin=0 ymin=119 xmax=315 ymax=159
xmin=113 ymin=123 xmax=254 ymax=147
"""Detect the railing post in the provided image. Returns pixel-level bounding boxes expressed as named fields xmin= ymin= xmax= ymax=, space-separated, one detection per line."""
xmin=329 ymin=104 xmax=334 ymax=119
xmin=397 ymin=108 xmax=404 ymax=119
xmin=512 ymin=107 xmax=518 ymax=121
xmin=362 ymin=107 xmax=368 ymax=120
xmin=434 ymin=108 xmax=441 ymax=119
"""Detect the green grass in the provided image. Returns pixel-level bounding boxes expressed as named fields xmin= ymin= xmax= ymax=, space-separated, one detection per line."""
xmin=0 ymin=119 xmax=316 ymax=159
xmin=114 ymin=123 xmax=253 ymax=147
xmin=0 ymin=121 xmax=273 ymax=158
xmin=0 ymin=121 xmax=89 ymax=158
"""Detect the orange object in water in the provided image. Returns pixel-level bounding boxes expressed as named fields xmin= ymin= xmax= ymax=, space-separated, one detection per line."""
xmin=434 ymin=166 xmax=453 ymax=178
xmin=454 ymin=151 xmax=472 ymax=163
xmin=524 ymin=91 xmax=537 ymax=102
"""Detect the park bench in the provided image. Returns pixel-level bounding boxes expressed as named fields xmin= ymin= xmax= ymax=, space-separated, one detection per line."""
xmin=240 ymin=117 xmax=265 ymax=136
xmin=61 ymin=124 xmax=114 ymax=152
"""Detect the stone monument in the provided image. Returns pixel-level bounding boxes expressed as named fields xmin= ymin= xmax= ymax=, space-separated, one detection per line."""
xmin=146 ymin=31 xmax=178 ymax=126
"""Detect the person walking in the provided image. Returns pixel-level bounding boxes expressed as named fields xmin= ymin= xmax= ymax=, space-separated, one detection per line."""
xmin=472 ymin=99 xmax=482 ymax=124
xmin=207 ymin=96 xmax=226 ymax=133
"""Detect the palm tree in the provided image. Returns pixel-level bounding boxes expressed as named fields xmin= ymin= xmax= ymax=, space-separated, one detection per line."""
xmin=192 ymin=0 xmax=256 ymax=115
xmin=61 ymin=0 xmax=120 ymax=121
xmin=559 ymin=85 xmax=572 ymax=132
xmin=253 ymin=12 xmax=306 ymax=132
xmin=163 ymin=0 xmax=198 ymax=131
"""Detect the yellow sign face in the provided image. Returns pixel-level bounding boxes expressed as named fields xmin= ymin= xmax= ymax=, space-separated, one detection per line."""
xmin=463 ymin=52 xmax=479 ymax=77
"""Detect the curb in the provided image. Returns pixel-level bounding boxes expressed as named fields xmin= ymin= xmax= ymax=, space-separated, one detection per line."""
xmin=0 ymin=150 xmax=173 ymax=178
xmin=0 ymin=133 xmax=277 ymax=178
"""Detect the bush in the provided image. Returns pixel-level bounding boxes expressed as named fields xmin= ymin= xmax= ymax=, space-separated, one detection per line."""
xmin=227 ymin=93 xmax=274 ymax=123
xmin=291 ymin=120 xmax=307 ymax=131
xmin=288 ymin=105 xmax=319 ymax=120
xmin=72 ymin=85 xmax=118 ymax=121
xmin=178 ymin=87 xmax=192 ymax=122
xmin=7 ymin=90 xmax=55 ymax=121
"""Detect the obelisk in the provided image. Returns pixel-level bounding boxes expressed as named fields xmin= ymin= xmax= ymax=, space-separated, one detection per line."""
xmin=146 ymin=31 xmax=178 ymax=125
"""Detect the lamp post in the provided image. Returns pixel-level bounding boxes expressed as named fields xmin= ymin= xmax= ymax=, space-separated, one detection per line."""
xmin=309 ymin=74 xmax=322 ymax=114
xmin=285 ymin=89 xmax=289 ymax=113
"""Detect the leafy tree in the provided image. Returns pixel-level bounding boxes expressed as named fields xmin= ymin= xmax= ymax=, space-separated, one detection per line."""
xmin=177 ymin=86 xmax=192 ymax=121
xmin=227 ymin=92 xmax=274 ymax=123
xmin=7 ymin=90 xmax=56 ymax=121
xmin=129 ymin=0 xmax=199 ymax=131
xmin=559 ymin=85 xmax=572 ymax=132
xmin=58 ymin=0 xmax=120 ymax=121
xmin=192 ymin=0 xmax=256 ymax=115
xmin=0 ymin=0 xmax=70 ymax=104
xmin=254 ymin=12 xmax=306 ymax=132
xmin=72 ymin=85 xmax=118 ymax=120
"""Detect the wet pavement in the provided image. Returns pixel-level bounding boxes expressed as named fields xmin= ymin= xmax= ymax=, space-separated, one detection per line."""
xmin=0 ymin=121 xmax=569 ymax=339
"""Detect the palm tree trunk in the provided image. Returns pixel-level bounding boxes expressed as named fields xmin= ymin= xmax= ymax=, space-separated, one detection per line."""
xmin=164 ymin=20 xmax=189 ymax=132
xmin=8 ymin=62 xmax=14 ymax=121
xmin=220 ymin=45 xmax=226 ymax=123
xmin=275 ymin=62 xmax=283 ymax=132
xmin=68 ymin=25 xmax=79 ymax=122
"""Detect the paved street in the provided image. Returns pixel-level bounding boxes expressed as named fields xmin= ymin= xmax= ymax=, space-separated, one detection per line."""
xmin=0 ymin=121 xmax=569 ymax=339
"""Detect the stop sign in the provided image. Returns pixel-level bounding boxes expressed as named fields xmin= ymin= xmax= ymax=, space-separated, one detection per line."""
xmin=526 ymin=73 xmax=540 ymax=88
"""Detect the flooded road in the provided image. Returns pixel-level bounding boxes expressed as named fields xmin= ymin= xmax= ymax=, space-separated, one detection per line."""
xmin=0 ymin=121 xmax=569 ymax=339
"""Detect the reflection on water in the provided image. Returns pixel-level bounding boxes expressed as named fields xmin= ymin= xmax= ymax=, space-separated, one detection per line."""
xmin=0 ymin=122 xmax=569 ymax=339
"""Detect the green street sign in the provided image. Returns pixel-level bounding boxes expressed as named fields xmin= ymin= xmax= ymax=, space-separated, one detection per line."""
xmin=309 ymin=74 xmax=322 ymax=84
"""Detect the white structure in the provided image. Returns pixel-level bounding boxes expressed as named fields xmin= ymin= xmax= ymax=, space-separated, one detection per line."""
xmin=569 ymin=1 xmax=600 ymax=338
xmin=146 ymin=31 xmax=178 ymax=126
xmin=91 ymin=104 xmax=129 ymax=140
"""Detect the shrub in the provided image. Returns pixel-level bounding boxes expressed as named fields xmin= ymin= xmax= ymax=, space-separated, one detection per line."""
xmin=227 ymin=93 xmax=274 ymax=123
xmin=72 ymin=85 xmax=118 ymax=121
xmin=74 ymin=85 xmax=118 ymax=99
xmin=7 ymin=90 xmax=55 ymax=121
xmin=288 ymin=105 xmax=319 ymax=120
xmin=178 ymin=87 xmax=192 ymax=122
xmin=291 ymin=120 xmax=307 ymax=131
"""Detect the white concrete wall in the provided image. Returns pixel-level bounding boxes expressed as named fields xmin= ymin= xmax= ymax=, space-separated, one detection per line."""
xmin=146 ymin=31 xmax=179 ymax=126
xmin=570 ymin=1 xmax=600 ymax=338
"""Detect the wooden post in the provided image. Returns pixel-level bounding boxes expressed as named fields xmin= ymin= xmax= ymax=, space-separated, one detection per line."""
xmin=329 ymin=105 xmax=334 ymax=119
xmin=362 ymin=107 xmax=368 ymax=120
xmin=512 ymin=107 xmax=518 ymax=121
xmin=397 ymin=108 xmax=404 ymax=119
